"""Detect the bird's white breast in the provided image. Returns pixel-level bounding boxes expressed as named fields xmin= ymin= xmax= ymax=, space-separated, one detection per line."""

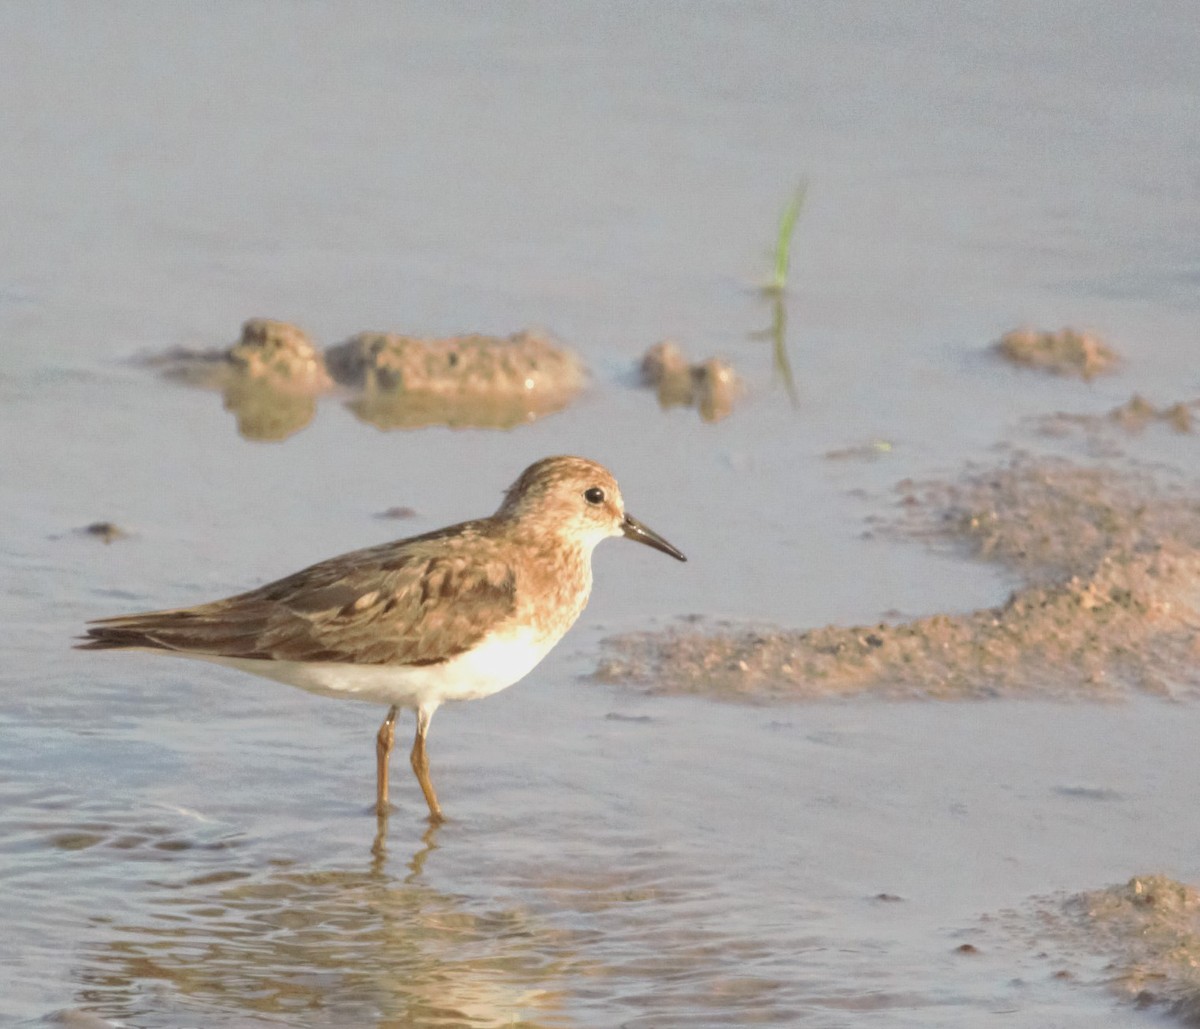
xmin=193 ymin=626 xmax=559 ymax=710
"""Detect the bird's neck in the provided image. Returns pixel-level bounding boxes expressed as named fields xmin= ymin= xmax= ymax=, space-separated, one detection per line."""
xmin=510 ymin=532 xmax=593 ymax=639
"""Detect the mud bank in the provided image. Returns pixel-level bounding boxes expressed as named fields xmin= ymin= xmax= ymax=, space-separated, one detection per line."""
xmin=596 ymin=456 xmax=1200 ymax=700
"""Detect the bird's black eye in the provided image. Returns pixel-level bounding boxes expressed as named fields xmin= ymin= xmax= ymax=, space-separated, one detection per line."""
xmin=584 ymin=486 xmax=605 ymax=505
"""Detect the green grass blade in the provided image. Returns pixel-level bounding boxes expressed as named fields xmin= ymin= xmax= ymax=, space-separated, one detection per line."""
xmin=769 ymin=182 xmax=807 ymax=293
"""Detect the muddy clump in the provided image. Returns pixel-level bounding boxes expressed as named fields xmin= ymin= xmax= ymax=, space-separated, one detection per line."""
xmin=226 ymin=318 xmax=331 ymax=388
xmin=640 ymin=340 xmax=740 ymax=423
xmin=155 ymin=318 xmax=332 ymax=392
xmin=326 ymin=329 xmax=586 ymax=430
xmin=995 ymin=327 xmax=1118 ymax=379
xmin=597 ymin=456 xmax=1200 ymax=701
xmin=147 ymin=319 xmax=332 ymax=441
xmin=1032 ymin=875 xmax=1200 ymax=1024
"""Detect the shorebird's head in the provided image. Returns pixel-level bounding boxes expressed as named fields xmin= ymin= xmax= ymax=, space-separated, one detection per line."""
xmin=498 ymin=456 xmax=687 ymax=561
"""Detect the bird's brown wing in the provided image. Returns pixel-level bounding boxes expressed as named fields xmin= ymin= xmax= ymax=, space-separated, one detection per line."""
xmin=77 ymin=524 xmax=518 ymax=666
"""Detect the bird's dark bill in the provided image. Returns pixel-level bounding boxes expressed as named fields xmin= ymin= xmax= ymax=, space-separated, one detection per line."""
xmin=621 ymin=513 xmax=687 ymax=562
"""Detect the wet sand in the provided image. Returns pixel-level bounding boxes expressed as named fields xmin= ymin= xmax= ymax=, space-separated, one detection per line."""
xmin=598 ymin=454 xmax=1200 ymax=701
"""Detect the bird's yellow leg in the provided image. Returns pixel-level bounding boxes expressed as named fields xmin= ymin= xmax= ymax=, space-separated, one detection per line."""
xmin=375 ymin=705 xmax=398 ymax=817
xmin=410 ymin=705 xmax=444 ymax=824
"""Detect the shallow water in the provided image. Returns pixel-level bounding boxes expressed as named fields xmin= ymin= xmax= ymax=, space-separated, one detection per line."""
xmin=9 ymin=690 xmax=1200 ymax=1027
xmin=3 ymin=3 xmax=1200 ymax=1026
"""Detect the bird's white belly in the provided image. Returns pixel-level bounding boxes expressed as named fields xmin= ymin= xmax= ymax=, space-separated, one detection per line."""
xmin=194 ymin=628 xmax=558 ymax=709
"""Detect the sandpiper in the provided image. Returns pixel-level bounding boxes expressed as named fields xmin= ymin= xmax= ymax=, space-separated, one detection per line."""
xmin=77 ymin=456 xmax=686 ymax=822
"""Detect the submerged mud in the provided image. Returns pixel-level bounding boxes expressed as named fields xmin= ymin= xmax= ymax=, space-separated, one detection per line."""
xmin=1030 ymin=875 xmax=1200 ymax=1025
xmin=1039 ymin=393 xmax=1199 ymax=444
xmin=597 ymin=456 xmax=1200 ymax=700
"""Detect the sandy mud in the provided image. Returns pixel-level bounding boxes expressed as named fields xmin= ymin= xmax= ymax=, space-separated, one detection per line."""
xmin=597 ymin=454 xmax=1200 ymax=701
